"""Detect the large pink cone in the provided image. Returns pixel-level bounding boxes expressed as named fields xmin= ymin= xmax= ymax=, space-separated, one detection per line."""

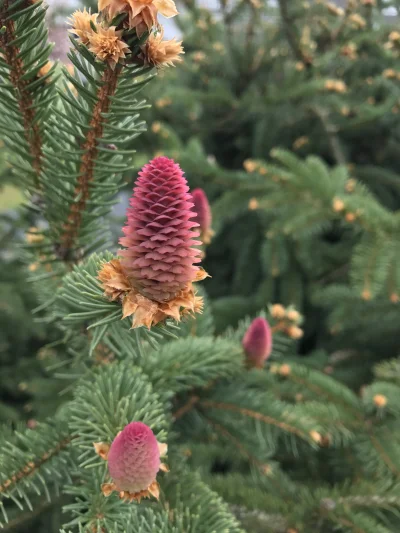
xmin=120 ymin=157 xmax=202 ymax=302
xmin=242 ymin=317 xmax=272 ymax=368
xmin=107 ymin=422 xmax=161 ymax=493
xmin=192 ymin=188 xmax=212 ymax=236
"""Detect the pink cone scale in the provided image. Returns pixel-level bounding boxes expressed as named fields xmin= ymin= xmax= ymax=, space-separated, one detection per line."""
xmin=192 ymin=188 xmax=213 ymax=244
xmin=242 ymin=317 xmax=273 ymax=368
xmin=120 ymin=157 xmax=202 ymax=302
xmin=107 ymin=422 xmax=160 ymax=493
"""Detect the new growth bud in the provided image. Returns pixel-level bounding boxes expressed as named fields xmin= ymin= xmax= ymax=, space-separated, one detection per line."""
xmin=242 ymin=317 xmax=273 ymax=368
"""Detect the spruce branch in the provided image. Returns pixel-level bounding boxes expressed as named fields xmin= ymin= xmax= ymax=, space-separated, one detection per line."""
xmin=203 ymin=416 xmax=271 ymax=473
xmin=310 ymin=105 xmax=347 ymax=166
xmin=0 ymin=0 xmax=56 ymax=190
xmin=368 ymin=433 xmax=400 ymax=479
xmin=43 ymin=38 xmax=152 ymax=263
xmin=0 ymin=421 xmax=74 ymax=525
xmin=0 ymin=435 xmax=71 ymax=495
xmin=199 ymin=399 xmax=309 ymax=441
xmin=59 ymin=64 xmax=121 ymax=257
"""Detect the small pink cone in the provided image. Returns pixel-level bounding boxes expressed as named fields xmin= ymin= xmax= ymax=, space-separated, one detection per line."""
xmin=107 ymin=422 xmax=161 ymax=493
xmin=242 ymin=317 xmax=273 ymax=368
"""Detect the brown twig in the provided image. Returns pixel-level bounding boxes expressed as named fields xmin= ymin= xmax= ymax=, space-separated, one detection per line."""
xmin=0 ymin=0 xmax=44 ymax=188
xmin=368 ymin=434 xmax=400 ymax=478
xmin=173 ymin=395 xmax=200 ymax=420
xmin=0 ymin=436 xmax=72 ymax=494
xmin=60 ymin=65 xmax=121 ymax=259
xmin=199 ymin=400 xmax=308 ymax=439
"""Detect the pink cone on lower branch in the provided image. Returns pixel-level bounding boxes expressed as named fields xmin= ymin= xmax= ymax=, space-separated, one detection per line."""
xmin=98 ymin=157 xmax=208 ymax=328
xmin=94 ymin=421 xmax=168 ymax=503
xmin=242 ymin=317 xmax=273 ymax=368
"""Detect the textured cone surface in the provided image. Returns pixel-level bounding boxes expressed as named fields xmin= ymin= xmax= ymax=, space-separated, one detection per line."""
xmin=120 ymin=157 xmax=202 ymax=302
xmin=192 ymin=188 xmax=212 ymax=234
xmin=107 ymin=422 xmax=161 ymax=493
xmin=242 ymin=317 xmax=272 ymax=366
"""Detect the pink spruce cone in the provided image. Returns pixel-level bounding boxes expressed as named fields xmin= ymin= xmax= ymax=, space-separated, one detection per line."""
xmin=192 ymin=188 xmax=214 ymax=244
xmin=107 ymin=422 xmax=161 ymax=493
xmin=242 ymin=317 xmax=273 ymax=368
xmin=119 ymin=157 xmax=202 ymax=302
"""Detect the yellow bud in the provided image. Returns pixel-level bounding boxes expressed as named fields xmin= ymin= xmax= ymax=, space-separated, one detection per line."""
xmin=389 ymin=31 xmax=400 ymax=42
xmin=383 ymin=68 xmax=397 ymax=79
xmin=286 ymin=309 xmax=301 ymax=323
xmin=326 ymin=2 xmax=344 ymax=16
xmin=279 ymin=364 xmax=291 ymax=377
xmin=271 ymin=303 xmax=286 ymax=319
xmin=244 ymin=159 xmax=258 ymax=173
xmin=345 ymin=212 xmax=356 ymax=222
xmin=287 ymin=326 xmax=304 ymax=339
xmin=345 ymin=179 xmax=356 ymax=192
xmin=348 ymin=13 xmax=366 ymax=29
xmin=373 ymin=394 xmax=387 ymax=408
xmin=248 ymin=198 xmax=259 ymax=210
xmin=332 ymin=198 xmax=345 ymax=212
xmin=361 ymin=289 xmax=372 ymax=301
xmin=293 ymin=136 xmax=309 ymax=150
xmin=193 ymin=51 xmax=206 ymax=63
xmin=270 ymin=363 xmax=279 ymax=374
xmin=26 ymin=227 xmax=43 ymax=244
xmin=212 ymin=42 xmax=225 ymax=52
xmin=309 ymin=430 xmax=322 ymax=444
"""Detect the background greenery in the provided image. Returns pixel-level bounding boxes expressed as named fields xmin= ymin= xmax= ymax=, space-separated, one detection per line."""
xmin=2 ymin=0 xmax=400 ymax=532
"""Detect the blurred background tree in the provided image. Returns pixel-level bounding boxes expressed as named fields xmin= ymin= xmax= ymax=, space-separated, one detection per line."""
xmin=2 ymin=1 xmax=400 ymax=532
xmin=135 ymin=0 xmax=400 ymax=368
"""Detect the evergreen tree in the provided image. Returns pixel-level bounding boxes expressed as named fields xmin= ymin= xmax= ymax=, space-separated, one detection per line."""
xmin=140 ymin=0 xmax=400 ymax=340
xmin=1 ymin=2 xmax=400 ymax=533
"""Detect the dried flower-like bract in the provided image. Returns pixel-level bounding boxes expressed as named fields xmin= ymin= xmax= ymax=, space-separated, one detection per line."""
xmin=142 ymin=31 xmax=184 ymax=68
xmin=97 ymin=422 xmax=168 ymax=502
xmin=99 ymin=0 xmax=178 ymax=33
xmin=242 ymin=317 xmax=272 ymax=368
xmin=191 ymin=188 xmax=214 ymax=244
xmin=88 ymin=26 xmax=129 ymax=69
xmin=68 ymin=8 xmax=98 ymax=45
xmin=99 ymin=157 xmax=207 ymax=328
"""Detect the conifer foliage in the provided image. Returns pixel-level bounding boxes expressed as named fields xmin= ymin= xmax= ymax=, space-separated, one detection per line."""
xmin=1 ymin=1 xmax=400 ymax=533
